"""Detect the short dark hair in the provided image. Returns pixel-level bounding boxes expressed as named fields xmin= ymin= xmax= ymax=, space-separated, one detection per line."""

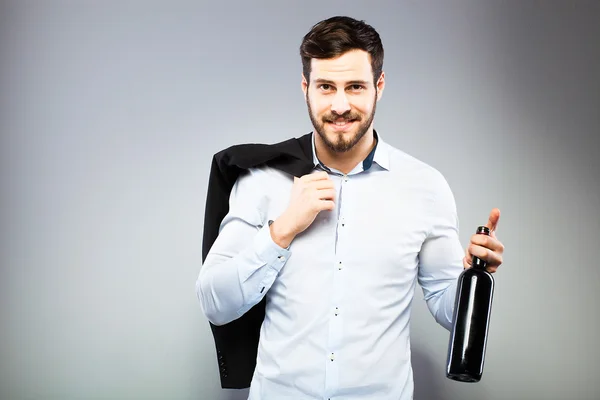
xmin=299 ymin=16 xmax=384 ymax=84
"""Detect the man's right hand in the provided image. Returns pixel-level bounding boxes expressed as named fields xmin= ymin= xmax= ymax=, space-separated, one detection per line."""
xmin=270 ymin=171 xmax=336 ymax=248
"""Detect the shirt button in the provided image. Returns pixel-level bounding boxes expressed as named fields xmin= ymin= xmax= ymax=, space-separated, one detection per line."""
xmin=334 ymin=307 xmax=339 ymax=316
xmin=330 ymin=353 xmax=335 ymax=361
xmin=338 ymin=262 xmax=343 ymax=270
xmin=278 ymin=256 xmax=284 ymax=260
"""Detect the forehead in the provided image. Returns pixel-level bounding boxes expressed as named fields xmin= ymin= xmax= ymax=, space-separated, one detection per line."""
xmin=310 ymin=49 xmax=373 ymax=84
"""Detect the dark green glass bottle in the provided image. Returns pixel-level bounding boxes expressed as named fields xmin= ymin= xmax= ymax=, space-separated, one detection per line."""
xmin=446 ymin=226 xmax=495 ymax=382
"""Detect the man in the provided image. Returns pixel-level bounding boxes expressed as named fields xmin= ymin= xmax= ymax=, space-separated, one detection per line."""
xmin=196 ymin=15 xmax=504 ymax=400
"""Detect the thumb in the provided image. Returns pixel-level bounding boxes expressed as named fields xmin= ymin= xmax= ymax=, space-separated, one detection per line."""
xmin=486 ymin=208 xmax=501 ymax=234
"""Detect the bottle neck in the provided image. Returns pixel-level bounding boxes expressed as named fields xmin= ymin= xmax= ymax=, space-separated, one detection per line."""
xmin=472 ymin=256 xmax=488 ymax=270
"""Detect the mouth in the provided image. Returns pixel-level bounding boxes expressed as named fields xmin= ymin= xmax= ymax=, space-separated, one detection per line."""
xmin=327 ymin=119 xmax=357 ymax=131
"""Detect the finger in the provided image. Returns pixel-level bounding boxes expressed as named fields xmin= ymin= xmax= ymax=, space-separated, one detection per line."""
xmin=463 ymin=246 xmax=473 ymax=269
xmin=317 ymin=200 xmax=335 ymax=211
xmin=468 ymin=244 xmax=503 ymax=267
xmin=463 ymin=256 xmax=471 ymax=269
xmin=303 ymin=171 xmax=330 ymax=182
xmin=311 ymin=179 xmax=336 ymax=190
xmin=485 ymin=208 xmax=501 ymax=234
xmin=470 ymin=233 xmax=505 ymax=253
xmin=318 ymin=189 xmax=337 ymax=201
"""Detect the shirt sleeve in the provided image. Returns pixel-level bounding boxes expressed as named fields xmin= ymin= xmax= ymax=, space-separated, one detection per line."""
xmin=417 ymin=171 xmax=465 ymax=331
xmin=196 ymin=169 xmax=291 ymax=326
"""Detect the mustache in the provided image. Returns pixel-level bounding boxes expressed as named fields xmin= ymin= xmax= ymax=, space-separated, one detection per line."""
xmin=322 ymin=111 xmax=361 ymax=123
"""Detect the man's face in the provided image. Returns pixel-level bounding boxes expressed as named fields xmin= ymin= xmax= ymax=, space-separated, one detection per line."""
xmin=303 ymin=49 xmax=385 ymax=153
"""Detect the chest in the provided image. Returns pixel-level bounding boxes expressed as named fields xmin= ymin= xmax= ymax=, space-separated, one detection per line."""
xmin=265 ymin=172 xmax=434 ymax=281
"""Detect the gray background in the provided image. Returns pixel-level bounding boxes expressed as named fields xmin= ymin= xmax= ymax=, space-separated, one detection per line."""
xmin=1 ymin=1 xmax=599 ymax=399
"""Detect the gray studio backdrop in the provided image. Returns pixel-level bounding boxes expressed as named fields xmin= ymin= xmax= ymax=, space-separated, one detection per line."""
xmin=1 ymin=1 xmax=599 ymax=399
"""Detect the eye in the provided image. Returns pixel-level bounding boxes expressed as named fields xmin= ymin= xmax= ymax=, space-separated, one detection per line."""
xmin=349 ymin=84 xmax=365 ymax=91
xmin=318 ymin=84 xmax=332 ymax=91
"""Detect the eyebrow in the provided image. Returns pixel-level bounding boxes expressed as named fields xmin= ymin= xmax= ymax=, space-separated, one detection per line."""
xmin=313 ymin=79 xmax=371 ymax=86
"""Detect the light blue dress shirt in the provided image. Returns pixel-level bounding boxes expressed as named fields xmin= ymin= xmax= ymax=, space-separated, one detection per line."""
xmin=197 ymin=132 xmax=465 ymax=399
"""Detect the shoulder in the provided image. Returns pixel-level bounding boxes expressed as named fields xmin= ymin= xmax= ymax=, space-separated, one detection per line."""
xmin=383 ymin=141 xmax=450 ymax=188
xmin=380 ymin=141 xmax=457 ymax=216
xmin=229 ymin=165 xmax=293 ymax=224
xmin=237 ymin=164 xmax=291 ymax=183
xmin=231 ymin=165 xmax=292 ymax=198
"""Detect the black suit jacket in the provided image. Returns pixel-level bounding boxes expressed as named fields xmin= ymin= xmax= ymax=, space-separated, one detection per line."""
xmin=201 ymin=132 xmax=315 ymax=389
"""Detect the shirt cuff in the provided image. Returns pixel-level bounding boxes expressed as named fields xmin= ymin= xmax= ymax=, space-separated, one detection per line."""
xmin=254 ymin=223 xmax=291 ymax=272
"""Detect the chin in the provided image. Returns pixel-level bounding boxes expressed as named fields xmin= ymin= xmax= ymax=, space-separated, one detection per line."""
xmin=325 ymin=126 xmax=358 ymax=138
xmin=325 ymin=135 xmax=360 ymax=153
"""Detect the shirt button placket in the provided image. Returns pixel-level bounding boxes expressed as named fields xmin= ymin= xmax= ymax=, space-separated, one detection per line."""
xmin=326 ymin=173 xmax=345 ymax=398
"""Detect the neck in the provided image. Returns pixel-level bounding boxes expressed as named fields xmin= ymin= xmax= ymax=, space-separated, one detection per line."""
xmin=315 ymin=129 xmax=376 ymax=175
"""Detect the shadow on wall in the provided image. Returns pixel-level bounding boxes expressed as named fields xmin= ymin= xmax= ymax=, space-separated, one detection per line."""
xmin=225 ymin=388 xmax=249 ymax=400
xmin=412 ymin=347 xmax=446 ymax=400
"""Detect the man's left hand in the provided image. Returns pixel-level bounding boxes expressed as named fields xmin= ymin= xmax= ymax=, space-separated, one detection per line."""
xmin=463 ymin=208 xmax=504 ymax=273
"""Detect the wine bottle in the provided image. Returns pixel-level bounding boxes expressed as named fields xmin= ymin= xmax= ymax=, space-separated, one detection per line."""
xmin=446 ymin=225 xmax=495 ymax=383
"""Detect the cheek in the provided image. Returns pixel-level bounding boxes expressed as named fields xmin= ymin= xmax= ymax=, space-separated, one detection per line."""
xmin=351 ymin=105 xmax=369 ymax=117
xmin=351 ymin=97 xmax=374 ymax=115
xmin=309 ymin=98 xmax=330 ymax=116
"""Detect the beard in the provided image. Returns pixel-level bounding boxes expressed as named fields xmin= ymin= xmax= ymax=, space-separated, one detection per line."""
xmin=307 ymin=91 xmax=377 ymax=153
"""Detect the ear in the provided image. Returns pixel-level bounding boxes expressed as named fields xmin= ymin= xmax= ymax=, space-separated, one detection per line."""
xmin=301 ymin=74 xmax=308 ymax=99
xmin=376 ymin=71 xmax=385 ymax=101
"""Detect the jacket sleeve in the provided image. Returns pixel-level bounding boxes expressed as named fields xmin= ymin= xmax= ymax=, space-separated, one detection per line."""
xmin=196 ymin=169 xmax=291 ymax=326
xmin=417 ymin=171 xmax=465 ymax=331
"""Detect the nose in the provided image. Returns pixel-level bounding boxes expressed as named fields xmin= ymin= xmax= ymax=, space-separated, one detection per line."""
xmin=330 ymin=91 xmax=351 ymax=115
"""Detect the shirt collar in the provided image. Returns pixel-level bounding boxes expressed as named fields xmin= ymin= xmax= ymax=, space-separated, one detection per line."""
xmin=311 ymin=130 xmax=390 ymax=172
